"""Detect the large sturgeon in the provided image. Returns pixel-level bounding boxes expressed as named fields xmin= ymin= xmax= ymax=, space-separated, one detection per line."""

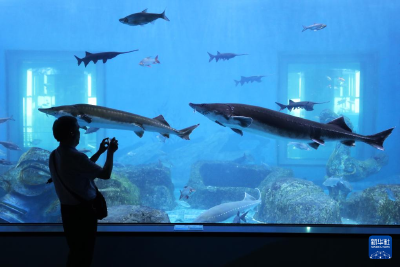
xmin=193 ymin=189 xmax=261 ymax=223
xmin=189 ymin=103 xmax=394 ymax=150
xmin=39 ymin=104 xmax=199 ymax=140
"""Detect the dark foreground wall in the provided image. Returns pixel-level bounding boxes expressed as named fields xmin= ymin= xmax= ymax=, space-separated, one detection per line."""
xmin=0 ymin=233 xmax=399 ymax=266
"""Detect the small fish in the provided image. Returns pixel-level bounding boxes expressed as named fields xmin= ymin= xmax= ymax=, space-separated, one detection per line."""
xmin=338 ymin=77 xmax=345 ymax=82
xmin=28 ymin=139 xmax=42 ymax=146
xmin=139 ymin=55 xmax=160 ymax=67
xmin=385 ymin=188 xmax=397 ymax=201
xmin=302 ymin=23 xmax=327 ymax=32
xmin=78 ymin=148 xmax=91 ymax=153
xmin=233 ymin=210 xmax=249 ymax=224
xmin=0 ymin=141 xmax=21 ymax=151
xmin=119 ymin=9 xmax=170 ymax=26
xmin=179 ymin=186 xmax=196 ymax=200
xmin=0 ymin=116 xmax=15 ymax=124
xmin=84 ymin=127 xmax=100 ymax=134
xmin=0 ymin=159 xmax=13 ymax=165
xmin=326 ymin=76 xmax=332 ymax=81
xmin=287 ymin=142 xmax=311 ymax=151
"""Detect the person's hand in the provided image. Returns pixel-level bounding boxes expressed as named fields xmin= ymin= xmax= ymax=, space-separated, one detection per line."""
xmin=108 ymin=137 xmax=118 ymax=154
xmin=99 ymin=138 xmax=109 ymax=154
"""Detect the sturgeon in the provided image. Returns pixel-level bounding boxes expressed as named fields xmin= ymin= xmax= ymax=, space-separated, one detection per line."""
xmin=193 ymin=189 xmax=261 ymax=223
xmin=207 ymin=51 xmax=248 ymax=62
xmin=39 ymin=104 xmax=199 ymax=140
xmin=189 ymin=103 xmax=394 ymax=150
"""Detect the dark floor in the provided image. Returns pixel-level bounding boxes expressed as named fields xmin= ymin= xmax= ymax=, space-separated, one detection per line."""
xmin=0 ymin=232 xmax=399 ymax=266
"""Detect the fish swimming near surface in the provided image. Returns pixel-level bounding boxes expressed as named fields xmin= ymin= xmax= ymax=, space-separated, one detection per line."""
xmin=119 ymin=8 xmax=170 ymax=26
xmin=232 ymin=211 xmax=249 ymax=224
xmin=234 ymin=76 xmax=264 ymax=86
xmin=302 ymin=23 xmax=327 ymax=32
xmin=0 ymin=141 xmax=21 ymax=151
xmin=276 ymin=100 xmax=330 ymax=111
xmin=207 ymin=51 xmax=248 ymax=62
xmin=74 ymin=50 xmax=139 ymax=67
xmin=0 ymin=116 xmax=15 ymax=124
xmin=179 ymin=186 xmax=196 ymax=200
xmin=287 ymin=142 xmax=311 ymax=151
xmin=39 ymin=104 xmax=199 ymax=140
xmin=189 ymin=103 xmax=394 ymax=150
xmin=139 ymin=56 xmax=160 ymax=67
xmin=84 ymin=127 xmax=100 ymax=134
xmin=193 ymin=189 xmax=261 ymax=223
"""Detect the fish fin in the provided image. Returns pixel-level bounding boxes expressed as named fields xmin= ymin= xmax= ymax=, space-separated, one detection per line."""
xmin=185 ymin=195 xmax=189 ymax=199
xmin=84 ymin=60 xmax=89 ymax=67
xmin=302 ymin=26 xmax=307 ymax=32
xmin=312 ymin=138 xmax=325 ymax=145
xmin=327 ymin=117 xmax=352 ymax=132
xmin=217 ymin=51 xmax=221 ymax=55
xmin=178 ymin=124 xmax=200 ymax=140
xmin=308 ymin=142 xmax=320 ymax=150
xmin=275 ymin=102 xmax=286 ymax=111
xmin=80 ymin=126 xmax=88 ymax=131
xmin=207 ymin=52 xmax=215 ymax=62
xmin=179 ymin=190 xmax=182 ymax=200
xmin=243 ymin=192 xmax=256 ymax=201
xmin=85 ymin=51 xmax=93 ymax=56
xmin=103 ymin=59 xmax=107 ymax=63
xmin=240 ymin=211 xmax=249 ymax=222
xmin=74 ymin=55 xmax=82 ymax=66
xmin=232 ymin=116 xmax=253 ymax=127
xmin=341 ymin=140 xmax=355 ymax=147
xmin=234 ymin=80 xmax=239 ymax=86
xmin=153 ymin=115 xmax=170 ymax=126
xmin=93 ymin=59 xmax=98 ymax=64
xmin=231 ymin=128 xmax=243 ymax=136
xmin=365 ymin=127 xmax=394 ymax=151
xmin=289 ymin=99 xmax=295 ymax=104
xmin=161 ymin=133 xmax=169 ymax=138
xmin=134 ymin=131 xmax=144 ymax=138
xmin=155 ymin=55 xmax=160 ymax=63
xmin=79 ymin=114 xmax=92 ymax=123
xmin=215 ymin=121 xmax=226 ymax=127
xmin=141 ymin=8 xmax=148 ymax=13
xmin=161 ymin=10 xmax=170 ymax=21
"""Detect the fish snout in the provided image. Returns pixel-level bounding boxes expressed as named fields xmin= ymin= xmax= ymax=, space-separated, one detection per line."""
xmin=119 ymin=18 xmax=127 ymax=23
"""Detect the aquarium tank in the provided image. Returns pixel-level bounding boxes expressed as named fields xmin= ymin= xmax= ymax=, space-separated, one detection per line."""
xmin=0 ymin=0 xmax=399 ymax=232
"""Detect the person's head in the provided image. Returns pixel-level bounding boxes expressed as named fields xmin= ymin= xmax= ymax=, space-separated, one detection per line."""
xmin=52 ymin=116 xmax=80 ymax=146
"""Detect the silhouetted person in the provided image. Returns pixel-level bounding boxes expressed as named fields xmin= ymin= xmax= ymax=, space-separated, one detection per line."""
xmin=48 ymin=116 xmax=118 ymax=267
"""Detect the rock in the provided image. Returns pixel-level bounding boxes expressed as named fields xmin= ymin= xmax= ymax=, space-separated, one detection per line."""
xmin=341 ymin=185 xmax=400 ymax=225
xmin=326 ymin=143 xmax=389 ymax=182
xmin=186 ymin=161 xmax=271 ymax=209
xmin=121 ymin=163 xmax=175 ymax=211
xmin=100 ymin=205 xmax=170 ymax=223
xmin=95 ymin=171 xmax=140 ymax=207
xmin=255 ymin=177 xmax=341 ymax=224
xmin=0 ymin=148 xmax=60 ymax=223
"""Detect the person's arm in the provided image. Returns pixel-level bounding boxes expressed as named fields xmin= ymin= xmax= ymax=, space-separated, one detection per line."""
xmin=97 ymin=137 xmax=118 ymax=180
xmin=90 ymin=138 xmax=109 ymax=163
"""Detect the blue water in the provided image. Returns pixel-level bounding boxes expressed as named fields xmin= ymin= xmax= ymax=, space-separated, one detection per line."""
xmin=0 ymin=0 xmax=399 ymax=225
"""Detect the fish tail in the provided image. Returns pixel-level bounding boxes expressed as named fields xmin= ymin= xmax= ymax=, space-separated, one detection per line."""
xmin=161 ymin=10 xmax=170 ymax=21
xmin=74 ymin=55 xmax=83 ymax=66
xmin=275 ymin=102 xmax=287 ymax=111
xmin=155 ymin=55 xmax=160 ymax=64
xmin=364 ymin=127 xmax=395 ymax=151
xmin=302 ymin=26 xmax=307 ymax=32
xmin=207 ymin=52 xmax=215 ymax=62
xmin=178 ymin=124 xmax=200 ymax=140
xmin=9 ymin=115 xmax=15 ymax=121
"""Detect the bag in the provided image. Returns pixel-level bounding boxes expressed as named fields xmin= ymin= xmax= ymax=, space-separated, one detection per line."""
xmin=87 ymin=189 xmax=108 ymax=220
xmin=51 ymin=150 xmax=108 ymax=220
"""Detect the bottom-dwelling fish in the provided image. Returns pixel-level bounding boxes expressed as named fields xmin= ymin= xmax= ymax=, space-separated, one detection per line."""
xmin=139 ymin=55 xmax=160 ymax=67
xmin=193 ymin=189 xmax=261 ymax=223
